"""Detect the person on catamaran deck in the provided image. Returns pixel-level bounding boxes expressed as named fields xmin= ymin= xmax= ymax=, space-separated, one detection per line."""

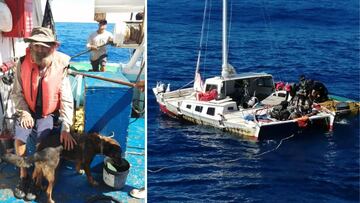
xmin=12 ymin=27 xmax=77 ymax=201
xmin=86 ymin=20 xmax=114 ymax=72
xmin=298 ymin=74 xmax=313 ymax=97
xmin=309 ymin=81 xmax=329 ymax=103
xmin=297 ymin=75 xmax=329 ymax=103
xmin=289 ymin=94 xmax=318 ymax=119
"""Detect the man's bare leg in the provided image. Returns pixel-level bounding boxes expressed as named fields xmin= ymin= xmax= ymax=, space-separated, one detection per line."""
xmin=15 ymin=139 xmax=27 ymax=178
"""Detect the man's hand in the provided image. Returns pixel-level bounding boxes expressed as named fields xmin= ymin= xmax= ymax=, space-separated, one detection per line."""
xmin=90 ymin=45 xmax=98 ymax=51
xmin=108 ymin=39 xmax=116 ymax=46
xmin=135 ymin=80 xmax=145 ymax=92
xmin=20 ymin=113 xmax=34 ymax=129
xmin=60 ymin=131 xmax=77 ymax=150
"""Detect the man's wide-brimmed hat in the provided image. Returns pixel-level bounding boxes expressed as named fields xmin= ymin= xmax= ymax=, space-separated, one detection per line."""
xmin=24 ymin=27 xmax=58 ymax=47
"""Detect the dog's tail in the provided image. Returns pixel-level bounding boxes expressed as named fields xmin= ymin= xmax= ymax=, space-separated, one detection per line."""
xmin=1 ymin=153 xmax=32 ymax=168
xmin=26 ymin=145 xmax=64 ymax=163
xmin=2 ymin=146 xmax=64 ymax=168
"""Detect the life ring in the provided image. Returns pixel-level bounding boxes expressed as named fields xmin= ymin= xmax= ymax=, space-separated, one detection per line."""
xmin=0 ymin=2 xmax=12 ymax=32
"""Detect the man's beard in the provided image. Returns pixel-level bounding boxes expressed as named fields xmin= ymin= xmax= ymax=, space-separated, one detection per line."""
xmin=30 ymin=49 xmax=53 ymax=67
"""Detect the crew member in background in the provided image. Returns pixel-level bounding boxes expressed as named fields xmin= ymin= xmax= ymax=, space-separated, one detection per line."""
xmin=12 ymin=27 xmax=76 ymax=201
xmin=86 ymin=20 xmax=114 ymax=72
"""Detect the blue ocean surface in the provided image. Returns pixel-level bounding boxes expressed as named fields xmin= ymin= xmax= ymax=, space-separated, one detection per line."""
xmin=148 ymin=0 xmax=359 ymax=202
xmin=55 ymin=22 xmax=130 ymax=64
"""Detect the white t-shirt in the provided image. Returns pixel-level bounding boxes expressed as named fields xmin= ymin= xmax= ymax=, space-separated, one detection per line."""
xmin=87 ymin=30 xmax=113 ymax=61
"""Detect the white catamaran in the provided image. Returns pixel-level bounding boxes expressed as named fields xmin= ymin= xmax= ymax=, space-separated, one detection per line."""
xmin=153 ymin=0 xmax=335 ymax=140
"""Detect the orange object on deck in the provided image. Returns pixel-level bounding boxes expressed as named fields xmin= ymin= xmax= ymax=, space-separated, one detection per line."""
xmin=297 ymin=116 xmax=309 ymax=128
xmin=197 ymin=89 xmax=218 ymax=101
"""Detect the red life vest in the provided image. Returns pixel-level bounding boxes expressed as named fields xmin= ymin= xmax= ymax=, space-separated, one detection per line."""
xmin=21 ymin=48 xmax=70 ymax=117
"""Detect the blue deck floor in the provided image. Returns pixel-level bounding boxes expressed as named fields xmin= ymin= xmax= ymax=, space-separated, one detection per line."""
xmin=0 ymin=118 xmax=145 ymax=203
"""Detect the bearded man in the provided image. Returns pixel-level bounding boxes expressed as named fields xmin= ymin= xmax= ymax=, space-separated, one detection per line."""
xmin=11 ymin=27 xmax=76 ymax=201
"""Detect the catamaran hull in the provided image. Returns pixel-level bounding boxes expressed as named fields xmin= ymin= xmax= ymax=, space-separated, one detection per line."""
xmin=257 ymin=117 xmax=331 ymax=140
xmin=155 ymin=99 xmax=333 ymax=140
xmin=153 ymin=85 xmax=335 ymax=140
xmin=159 ymin=103 xmax=178 ymax=118
xmin=180 ymin=113 xmax=259 ymax=138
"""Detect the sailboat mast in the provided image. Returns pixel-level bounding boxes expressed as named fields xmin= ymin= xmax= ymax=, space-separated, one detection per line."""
xmin=222 ymin=0 xmax=228 ymax=73
xmin=221 ymin=0 xmax=236 ymax=78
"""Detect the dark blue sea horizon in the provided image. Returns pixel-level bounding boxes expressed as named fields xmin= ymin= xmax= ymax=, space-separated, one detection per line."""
xmin=148 ymin=0 xmax=359 ymax=202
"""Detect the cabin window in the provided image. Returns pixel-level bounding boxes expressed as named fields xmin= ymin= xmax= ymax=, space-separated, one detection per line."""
xmin=195 ymin=106 xmax=203 ymax=112
xmin=256 ymin=77 xmax=273 ymax=87
xmin=206 ymin=107 xmax=215 ymax=116
xmin=186 ymin=104 xmax=191 ymax=109
xmin=205 ymin=84 xmax=217 ymax=92
xmin=234 ymin=80 xmax=243 ymax=88
xmin=228 ymin=106 xmax=234 ymax=111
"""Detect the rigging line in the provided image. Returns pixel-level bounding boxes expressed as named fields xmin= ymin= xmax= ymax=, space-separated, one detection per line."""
xmin=176 ymin=80 xmax=195 ymax=91
xmin=261 ymin=0 xmax=286 ymax=80
xmin=254 ymin=133 xmax=295 ymax=157
xmin=202 ymin=0 xmax=212 ymax=77
xmin=148 ymin=165 xmax=178 ymax=173
xmin=260 ymin=1 xmax=277 ymax=70
xmin=148 ymin=134 xmax=296 ymax=173
xmin=195 ymin=0 xmax=209 ymax=74
xmin=224 ymin=133 xmax=295 ymax=163
xmin=148 ymin=162 xmax=235 ymax=173
xmin=199 ymin=0 xmax=208 ymax=49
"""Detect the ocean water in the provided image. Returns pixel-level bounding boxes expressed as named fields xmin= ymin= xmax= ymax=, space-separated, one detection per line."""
xmin=148 ymin=0 xmax=360 ymax=202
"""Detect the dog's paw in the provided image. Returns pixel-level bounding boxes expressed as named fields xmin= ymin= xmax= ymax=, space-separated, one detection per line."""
xmin=89 ymin=180 xmax=99 ymax=187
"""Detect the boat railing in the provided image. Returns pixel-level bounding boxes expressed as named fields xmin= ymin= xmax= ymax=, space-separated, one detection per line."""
xmin=163 ymin=88 xmax=194 ymax=99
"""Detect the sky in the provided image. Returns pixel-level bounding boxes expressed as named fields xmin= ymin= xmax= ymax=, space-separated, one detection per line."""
xmin=51 ymin=0 xmax=95 ymax=22
xmin=50 ymin=0 xmax=133 ymax=23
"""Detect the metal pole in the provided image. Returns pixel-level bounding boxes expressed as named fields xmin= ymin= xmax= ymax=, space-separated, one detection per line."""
xmin=67 ymin=69 xmax=137 ymax=88
xmin=222 ymin=0 xmax=228 ymax=71
xmin=70 ymin=42 xmax=110 ymax=59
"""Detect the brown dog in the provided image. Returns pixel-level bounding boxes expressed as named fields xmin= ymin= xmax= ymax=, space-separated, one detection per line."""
xmin=2 ymin=146 xmax=63 ymax=203
xmin=37 ymin=132 xmax=122 ymax=186
xmin=2 ymin=132 xmax=121 ymax=203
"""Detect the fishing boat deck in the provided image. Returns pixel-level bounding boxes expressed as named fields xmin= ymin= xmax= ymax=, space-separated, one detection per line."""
xmin=0 ymin=118 xmax=145 ymax=203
